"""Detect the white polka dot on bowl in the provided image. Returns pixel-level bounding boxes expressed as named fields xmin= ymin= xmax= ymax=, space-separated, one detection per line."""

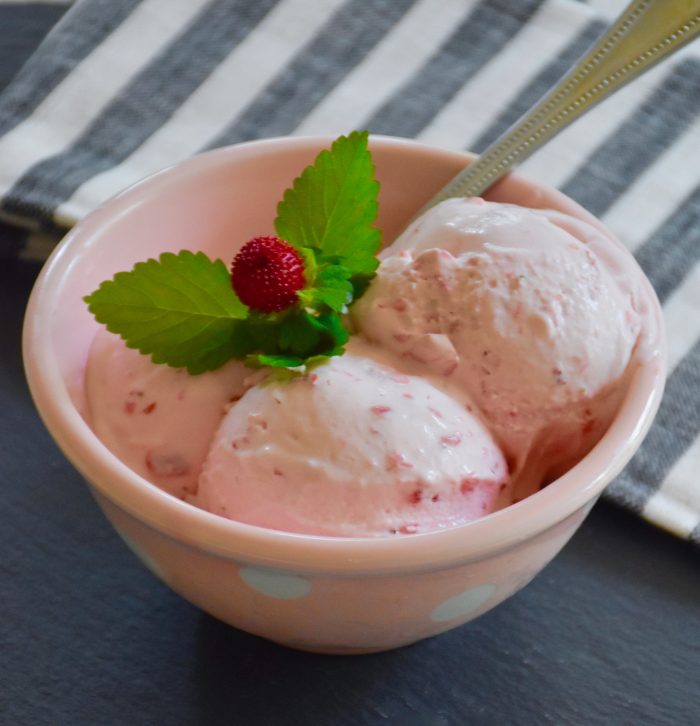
xmin=239 ymin=566 xmax=311 ymax=600
xmin=430 ymin=583 xmax=496 ymax=622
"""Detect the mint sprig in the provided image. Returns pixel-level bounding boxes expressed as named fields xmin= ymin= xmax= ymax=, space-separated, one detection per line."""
xmin=275 ymin=130 xmax=381 ymax=293
xmin=84 ymin=132 xmax=379 ymax=374
xmin=85 ymin=251 xmax=248 ymax=374
xmin=228 ymin=309 xmax=349 ymax=369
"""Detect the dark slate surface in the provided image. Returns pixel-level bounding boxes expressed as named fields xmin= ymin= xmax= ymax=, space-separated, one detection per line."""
xmin=0 ymin=3 xmax=69 ymax=93
xmin=2 ymin=8 xmax=699 ymax=725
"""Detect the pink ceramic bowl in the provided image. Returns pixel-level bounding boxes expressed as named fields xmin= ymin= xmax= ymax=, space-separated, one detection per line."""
xmin=23 ymin=136 xmax=666 ymax=654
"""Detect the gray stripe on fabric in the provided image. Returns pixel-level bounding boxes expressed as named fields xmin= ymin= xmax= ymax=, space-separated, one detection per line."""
xmin=607 ymin=187 xmax=700 ymax=509
xmin=471 ymin=19 xmax=606 ymax=153
xmin=363 ymin=0 xmax=544 ymax=138
xmin=635 ymin=184 xmax=700 ymax=305
xmin=561 ymin=57 xmax=700 ymax=218
xmin=606 ymin=337 xmax=700 ymax=512
xmin=0 ymin=0 xmax=141 ymax=137
xmin=1 ymin=0 xmax=279 ymax=223
xmin=0 ymin=2 xmax=70 ymax=95
xmin=205 ymin=0 xmax=416 ymax=149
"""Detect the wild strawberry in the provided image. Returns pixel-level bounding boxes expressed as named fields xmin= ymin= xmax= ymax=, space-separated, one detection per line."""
xmin=231 ymin=236 xmax=305 ymax=313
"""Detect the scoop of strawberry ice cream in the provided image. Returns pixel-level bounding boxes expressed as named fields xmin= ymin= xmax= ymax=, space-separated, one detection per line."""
xmin=196 ymin=339 xmax=508 ymax=537
xmin=85 ymin=328 xmax=250 ymax=498
xmin=353 ymin=198 xmax=642 ymax=488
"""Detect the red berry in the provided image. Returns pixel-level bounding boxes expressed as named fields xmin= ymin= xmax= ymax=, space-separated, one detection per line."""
xmin=231 ymin=236 xmax=305 ymax=313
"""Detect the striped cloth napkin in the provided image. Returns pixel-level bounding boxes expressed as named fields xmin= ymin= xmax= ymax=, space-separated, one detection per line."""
xmin=2 ymin=0 xmax=699 ymax=544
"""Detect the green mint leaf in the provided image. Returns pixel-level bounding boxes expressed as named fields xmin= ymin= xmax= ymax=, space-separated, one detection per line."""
xmin=313 ymin=264 xmax=353 ymax=312
xmin=247 ymin=353 xmax=304 ymax=369
xmin=300 ymin=247 xmax=318 ymax=286
xmin=84 ymin=251 xmax=249 ymax=375
xmin=275 ymin=130 xmax=381 ymax=279
xmin=298 ymin=263 xmax=353 ymax=313
xmin=276 ymin=310 xmax=348 ymax=358
xmin=230 ymin=309 xmax=348 ymax=372
xmin=247 ymin=352 xmax=333 ymax=373
xmin=307 ymin=312 xmax=350 ymax=356
xmin=228 ymin=316 xmax=279 ymax=358
xmin=277 ymin=311 xmax=321 ymax=356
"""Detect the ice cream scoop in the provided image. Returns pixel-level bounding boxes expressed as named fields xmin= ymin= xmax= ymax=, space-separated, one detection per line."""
xmin=353 ymin=198 xmax=642 ymax=491
xmin=196 ymin=339 xmax=508 ymax=537
xmin=85 ymin=328 xmax=250 ymax=499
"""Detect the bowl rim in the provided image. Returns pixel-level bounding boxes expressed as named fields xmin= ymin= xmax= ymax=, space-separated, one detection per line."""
xmin=22 ymin=134 xmax=667 ymax=575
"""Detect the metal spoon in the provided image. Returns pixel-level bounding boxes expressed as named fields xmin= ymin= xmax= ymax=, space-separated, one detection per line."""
xmin=424 ymin=0 xmax=700 ymax=207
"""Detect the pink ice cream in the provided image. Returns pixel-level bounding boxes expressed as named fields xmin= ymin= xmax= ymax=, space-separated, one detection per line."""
xmin=353 ymin=198 xmax=642 ymax=490
xmin=85 ymin=328 xmax=249 ymax=499
xmin=196 ymin=339 xmax=508 ymax=537
xmin=84 ymin=196 xmax=643 ymax=535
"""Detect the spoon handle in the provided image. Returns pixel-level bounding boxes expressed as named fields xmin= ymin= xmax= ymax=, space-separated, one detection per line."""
xmin=427 ymin=0 xmax=700 ymax=205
